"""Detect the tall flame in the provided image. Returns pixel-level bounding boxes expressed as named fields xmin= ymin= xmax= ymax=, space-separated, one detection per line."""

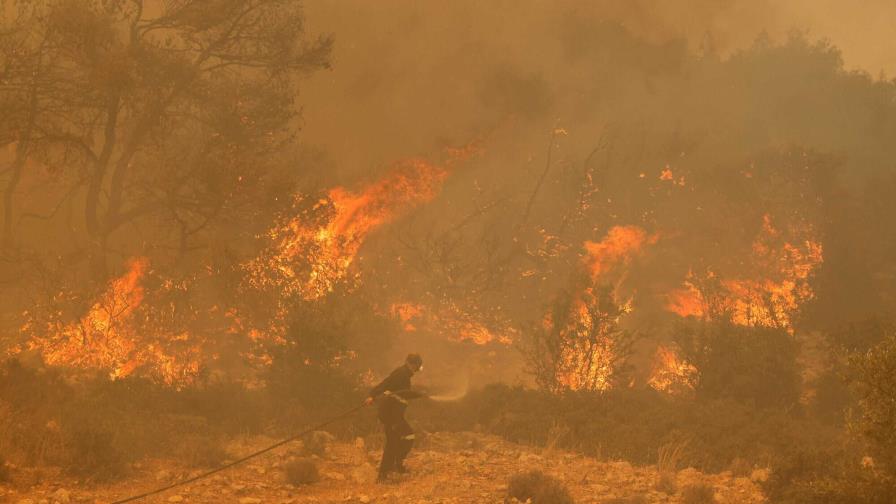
xmin=247 ymin=155 xmax=464 ymax=302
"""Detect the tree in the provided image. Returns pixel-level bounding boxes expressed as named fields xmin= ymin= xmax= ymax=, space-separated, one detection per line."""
xmin=0 ymin=0 xmax=331 ymax=275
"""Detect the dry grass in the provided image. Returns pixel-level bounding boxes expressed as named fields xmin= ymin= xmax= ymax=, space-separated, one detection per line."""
xmin=654 ymin=439 xmax=687 ymax=494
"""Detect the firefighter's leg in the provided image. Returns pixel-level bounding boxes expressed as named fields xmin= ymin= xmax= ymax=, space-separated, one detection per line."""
xmin=378 ymin=421 xmax=399 ymax=479
xmin=394 ymin=417 xmax=414 ymax=472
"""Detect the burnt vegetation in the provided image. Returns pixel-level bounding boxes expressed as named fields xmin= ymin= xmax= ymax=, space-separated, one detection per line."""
xmin=1 ymin=1 xmax=896 ymax=501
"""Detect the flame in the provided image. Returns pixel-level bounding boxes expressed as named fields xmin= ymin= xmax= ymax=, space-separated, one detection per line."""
xmin=665 ymin=215 xmax=823 ymax=331
xmin=24 ymin=258 xmax=202 ymax=386
xmin=388 ymin=301 xmax=515 ymax=345
xmin=648 ymin=345 xmax=697 ymax=395
xmin=583 ymin=225 xmax=655 ymax=281
xmin=546 ymin=226 xmax=651 ymax=392
xmin=247 ymin=148 xmax=478 ymax=302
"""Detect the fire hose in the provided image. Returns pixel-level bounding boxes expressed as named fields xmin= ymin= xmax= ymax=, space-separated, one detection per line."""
xmin=110 ymin=402 xmax=367 ymax=504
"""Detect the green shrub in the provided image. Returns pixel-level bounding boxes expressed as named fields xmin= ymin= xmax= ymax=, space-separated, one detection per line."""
xmin=507 ymin=469 xmax=574 ymax=504
xmin=284 ymin=458 xmax=319 ymax=486
xmin=680 ymin=482 xmax=715 ymax=504
xmin=674 ymin=322 xmax=801 ymax=409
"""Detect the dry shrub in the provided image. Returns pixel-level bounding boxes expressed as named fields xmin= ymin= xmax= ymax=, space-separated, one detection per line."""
xmin=507 ymin=469 xmax=574 ymax=504
xmin=285 ymin=458 xmax=319 ymax=486
xmin=680 ymin=482 xmax=716 ymax=504
xmin=655 ymin=440 xmax=686 ymax=493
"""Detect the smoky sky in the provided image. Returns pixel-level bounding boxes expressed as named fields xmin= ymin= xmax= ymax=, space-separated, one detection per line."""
xmin=299 ymin=0 xmax=896 ymax=181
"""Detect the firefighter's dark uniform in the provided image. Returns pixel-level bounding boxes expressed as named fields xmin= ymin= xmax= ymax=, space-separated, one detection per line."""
xmin=369 ymin=364 xmax=423 ymax=479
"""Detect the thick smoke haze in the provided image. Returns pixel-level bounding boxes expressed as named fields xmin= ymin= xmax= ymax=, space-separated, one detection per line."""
xmin=301 ymin=0 xmax=896 ymax=180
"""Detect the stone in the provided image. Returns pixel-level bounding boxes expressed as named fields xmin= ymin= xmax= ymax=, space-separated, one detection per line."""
xmin=358 ymin=496 xmax=371 ymax=504
xmin=155 ymin=470 xmax=172 ymax=482
xmin=166 ymin=496 xmax=183 ymax=503
xmin=238 ymin=499 xmax=262 ymax=504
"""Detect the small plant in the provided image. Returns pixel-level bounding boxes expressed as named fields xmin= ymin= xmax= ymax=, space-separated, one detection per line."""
xmin=507 ymin=469 xmax=574 ymax=504
xmin=284 ymin=458 xmax=319 ymax=486
xmin=681 ymin=482 xmax=716 ymax=504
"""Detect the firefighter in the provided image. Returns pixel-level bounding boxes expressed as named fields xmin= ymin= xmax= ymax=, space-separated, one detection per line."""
xmin=365 ymin=353 xmax=425 ymax=482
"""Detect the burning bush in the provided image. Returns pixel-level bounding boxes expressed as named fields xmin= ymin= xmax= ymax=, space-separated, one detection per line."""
xmin=284 ymin=458 xmax=320 ymax=486
xmin=523 ymin=285 xmax=636 ymax=393
xmin=506 ymin=469 xmax=574 ymax=504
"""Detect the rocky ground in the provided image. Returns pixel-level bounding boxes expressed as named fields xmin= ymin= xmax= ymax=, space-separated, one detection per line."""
xmin=1 ymin=431 xmax=766 ymax=504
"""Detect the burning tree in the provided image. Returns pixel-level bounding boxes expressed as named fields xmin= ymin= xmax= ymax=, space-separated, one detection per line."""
xmin=524 ymin=284 xmax=635 ymax=393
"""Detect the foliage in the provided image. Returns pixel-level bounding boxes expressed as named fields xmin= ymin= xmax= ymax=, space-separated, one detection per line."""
xmin=507 ymin=469 xmax=575 ymax=504
xmin=284 ymin=458 xmax=320 ymax=486
xmin=674 ymin=322 xmax=800 ymax=409
xmin=850 ymin=331 xmax=896 ymax=473
xmin=0 ymin=0 xmax=331 ymax=273
xmin=762 ymin=447 xmax=896 ymax=504
xmin=417 ymin=383 xmax=837 ymax=472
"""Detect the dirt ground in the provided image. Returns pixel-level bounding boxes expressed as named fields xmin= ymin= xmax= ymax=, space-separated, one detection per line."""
xmin=2 ymin=431 xmax=766 ymax=504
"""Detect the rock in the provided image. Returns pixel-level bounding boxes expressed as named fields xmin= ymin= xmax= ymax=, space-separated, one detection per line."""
xmin=155 ymin=470 xmax=172 ymax=481
xmin=17 ymin=499 xmax=35 ymax=504
xmin=238 ymin=499 xmax=262 ymax=504
xmin=358 ymin=495 xmax=371 ymax=503
xmin=166 ymin=496 xmax=183 ymax=503
xmin=52 ymin=488 xmax=72 ymax=503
